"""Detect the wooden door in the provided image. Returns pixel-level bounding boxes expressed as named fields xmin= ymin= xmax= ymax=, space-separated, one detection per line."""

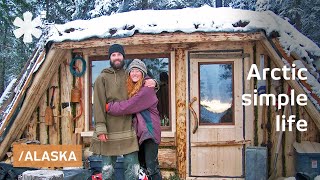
xmin=188 ymin=52 xmax=244 ymax=178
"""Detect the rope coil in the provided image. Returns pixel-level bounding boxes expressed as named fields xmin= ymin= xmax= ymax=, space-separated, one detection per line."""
xmin=69 ymin=57 xmax=86 ymax=77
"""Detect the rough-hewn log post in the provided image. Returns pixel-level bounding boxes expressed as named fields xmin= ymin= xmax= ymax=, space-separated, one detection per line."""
xmin=175 ymin=48 xmax=187 ymax=179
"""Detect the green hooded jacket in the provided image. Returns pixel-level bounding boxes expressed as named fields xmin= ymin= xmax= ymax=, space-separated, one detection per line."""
xmin=89 ymin=67 xmax=138 ymax=156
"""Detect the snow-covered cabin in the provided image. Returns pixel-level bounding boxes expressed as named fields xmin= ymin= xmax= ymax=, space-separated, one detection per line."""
xmin=1 ymin=6 xmax=320 ymax=179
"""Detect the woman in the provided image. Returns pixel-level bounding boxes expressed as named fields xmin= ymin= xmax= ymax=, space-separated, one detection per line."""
xmin=105 ymin=59 xmax=162 ymax=180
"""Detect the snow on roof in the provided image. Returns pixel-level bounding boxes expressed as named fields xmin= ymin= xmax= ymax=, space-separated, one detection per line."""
xmin=48 ymin=5 xmax=320 ymax=101
xmin=49 ymin=6 xmax=320 ymax=59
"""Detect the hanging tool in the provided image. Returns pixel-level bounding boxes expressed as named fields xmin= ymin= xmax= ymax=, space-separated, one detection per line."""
xmin=45 ymin=86 xmax=57 ymax=126
xmin=45 ymin=106 xmax=54 ymax=126
xmin=50 ymin=86 xmax=58 ymax=109
xmin=72 ymin=75 xmax=83 ymax=122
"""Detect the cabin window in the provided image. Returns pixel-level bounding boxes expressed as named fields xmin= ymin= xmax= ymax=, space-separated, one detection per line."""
xmin=199 ymin=62 xmax=234 ymax=125
xmin=89 ymin=54 xmax=172 ymax=132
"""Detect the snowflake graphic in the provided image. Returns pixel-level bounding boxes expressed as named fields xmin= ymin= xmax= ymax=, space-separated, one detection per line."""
xmin=13 ymin=11 xmax=42 ymax=43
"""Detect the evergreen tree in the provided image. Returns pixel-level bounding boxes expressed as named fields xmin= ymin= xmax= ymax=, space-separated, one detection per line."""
xmin=277 ymin=0 xmax=302 ymax=30
xmin=256 ymin=0 xmax=271 ymax=11
xmin=300 ymin=0 xmax=320 ymax=46
xmin=229 ymin=0 xmax=256 ymax=10
xmin=0 ymin=0 xmax=37 ymax=96
xmin=72 ymin=0 xmax=95 ymax=20
xmin=90 ymin=0 xmax=123 ymax=17
xmin=255 ymin=0 xmax=319 ymax=46
xmin=39 ymin=0 xmax=74 ymax=23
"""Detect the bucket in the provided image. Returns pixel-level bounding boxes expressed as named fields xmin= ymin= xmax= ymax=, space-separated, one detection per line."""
xmin=245 ymin=146 xmax=267 ymax=180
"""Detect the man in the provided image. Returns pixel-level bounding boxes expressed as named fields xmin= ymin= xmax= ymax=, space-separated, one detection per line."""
xmin=90 ymin=44 xmax=156 ymax=180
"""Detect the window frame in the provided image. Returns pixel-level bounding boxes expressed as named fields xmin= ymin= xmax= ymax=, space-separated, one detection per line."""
xmin=198 ymin=61 xmax=235 ymax=126
xmin=81 ymin=52 xmax=176 ymax=138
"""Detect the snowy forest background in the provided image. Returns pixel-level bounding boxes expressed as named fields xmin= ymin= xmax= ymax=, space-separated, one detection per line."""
xmin=0 ymin=0 xmax=319 ymax=97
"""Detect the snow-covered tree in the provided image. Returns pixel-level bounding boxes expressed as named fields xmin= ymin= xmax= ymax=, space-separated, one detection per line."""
xmin=255 ymin=0 xmax=271 ymax=11
xmin=90 ymin=0 xmax=123 ymax=17
xmin=72 ymin=0 xmax=95 ymax=20
xmin=300 ymin=0 xmax=320 ymax=46
xmin=229 ymin=0 xmax=256 ymax=10
xmin=276 ymin=0 xmax=302 ymax=30
xmin=0 ymin=0 xmax=37 ymax=96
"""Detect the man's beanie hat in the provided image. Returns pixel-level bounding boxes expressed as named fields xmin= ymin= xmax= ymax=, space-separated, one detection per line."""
xmin=108 ymin=44 xmax=125 ymax=58
xmin=128 ymin=59 xmax=147 ymax=76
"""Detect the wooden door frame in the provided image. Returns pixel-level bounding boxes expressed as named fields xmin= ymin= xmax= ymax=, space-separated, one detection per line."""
xmin=186 ymin=50 xmax=246 ymax=179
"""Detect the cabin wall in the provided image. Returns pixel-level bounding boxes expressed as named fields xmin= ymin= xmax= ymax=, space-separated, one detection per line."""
xmin=255 ymin=41 xmax=320 ymax=178
xmin=18 ymin=39 xmax=319 ymax=179
xmin=158 ymin=137 xmax=177 ymax=177
xmin=25 ymin=50 xmax=83 ymax=145
xmin=21 ymin=46 xmax=179 ymax=177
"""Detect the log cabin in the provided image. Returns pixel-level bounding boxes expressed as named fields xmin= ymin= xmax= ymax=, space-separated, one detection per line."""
xmin=0 ymin=6 xmax=320 ymax=179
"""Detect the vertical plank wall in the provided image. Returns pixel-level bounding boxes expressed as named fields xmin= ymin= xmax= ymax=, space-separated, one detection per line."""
xmin=25 ymin=50 xmax=84 ymax=146
xmin=261 ymin=42 xmax=320 ymax=178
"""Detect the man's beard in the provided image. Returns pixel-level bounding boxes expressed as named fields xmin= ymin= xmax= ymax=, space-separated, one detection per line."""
xmin=110 ymin=59 xmax=125 ymax=70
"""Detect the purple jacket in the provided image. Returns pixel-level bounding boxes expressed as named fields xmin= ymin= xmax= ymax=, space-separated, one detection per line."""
xmin=107 ymin=87 xmax=161 ymax=145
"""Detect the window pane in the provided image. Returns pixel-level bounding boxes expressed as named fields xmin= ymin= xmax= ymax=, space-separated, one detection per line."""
xmin=91 ymin=60 xmax=110 ymax=129
xmin=199 ymin=63 xmax=233 ymax=124
xmin=142 ymin=58 xmax=170 ymax=128
xmin=92 ymin=61 xmax=110 ymax=84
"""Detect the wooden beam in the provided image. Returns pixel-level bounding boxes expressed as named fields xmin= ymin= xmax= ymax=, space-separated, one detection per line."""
xmin=73 ymin=44 xmax=172 ymax=56
xmin=159 ymin=137 xmax=175 ymax=147
xmin=243 ymin=42 xmax=254 ymax=144
xmin=175 ymin=48 xmax=187 ymax=179
xmin=0 ymin=49 xmax=67 ymax=160
xmin=61 ymin=51 xmax=73 ymax=144
xmin=53 ymin=32 xmax=264 ymax=50
xmin=75 ymin=41 xmax=249 ymax=57
xmin=89 ymin=53 xmax=170 ymax=61
xmin=261 ymin=38 xmax=320 ymax=130
xmin=191 ymin=140 xmax=251 ymax=147
xmin=256 ymin=42 xmax=268 ymax=146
